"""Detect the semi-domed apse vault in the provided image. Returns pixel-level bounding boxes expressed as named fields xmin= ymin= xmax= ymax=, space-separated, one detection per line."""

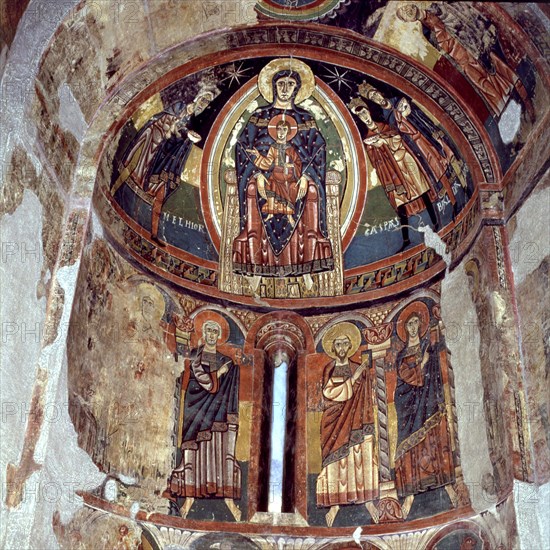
xmin=1 ymin=1 xmax=549 ymax=549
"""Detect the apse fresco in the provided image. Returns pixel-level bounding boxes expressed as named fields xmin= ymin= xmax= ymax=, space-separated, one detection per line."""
xmin=106 ymin=54 xmax=477 ymax=301
xmin=255 ymin=0 xmax=356 ymax=22
xmin=67 ymin=229 xmax=490 ymax=540
xmin=162 ymin=310 xmax=245 ymax=522
xmin=68 ymin=236 xmax=472 ymax=527
xmin=68 ymin=238 xmax=255 ymax=521
xmin=102 ymin=0 xmax=547 ymax=306
xmin=306 ymin=296 xmax=468 ymax=527
xmin=258 ymin=1 xmax=543 ymax=169
xmin=66 ymin=0 xmax=545 ymax=547
xmin=382 ymin=2 xmax=539 ymax=171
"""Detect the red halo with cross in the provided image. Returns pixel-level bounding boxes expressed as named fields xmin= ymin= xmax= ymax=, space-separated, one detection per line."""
xmin=268 ymin=114 xmax=299 ymax=141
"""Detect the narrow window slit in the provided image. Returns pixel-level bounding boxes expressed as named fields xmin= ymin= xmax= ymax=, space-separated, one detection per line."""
xmin=268 ymin=360 xmax=288 ymax=513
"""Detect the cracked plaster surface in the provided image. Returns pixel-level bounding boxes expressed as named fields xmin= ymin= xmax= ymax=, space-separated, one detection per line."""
xmin=509 ymin=183 xmax=550 ymax=286
xmin=0 ymin=191 xmax=46 ymax=549
xmin=514 ymin=479 xmax=550 ymax=550
xmin=0 ymin=0 xmax=80 ymax=174
xmin=57 ymin=83 xmax=88 ymax=144
xmin=1 ymin=2 xmax=100 ymax=546
xmin=0 ymin=192 xmax=104 ymax=548
xmin=510 ymin=180 xmax=550 ymax=548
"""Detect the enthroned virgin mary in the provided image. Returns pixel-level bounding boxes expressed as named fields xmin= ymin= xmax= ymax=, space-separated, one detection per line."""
xmin=232 ymin=59 xmax=334 ymax=278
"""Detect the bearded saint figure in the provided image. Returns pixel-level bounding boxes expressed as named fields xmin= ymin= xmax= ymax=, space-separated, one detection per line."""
xmin=316 ymin=322 xmax=378 ymax=527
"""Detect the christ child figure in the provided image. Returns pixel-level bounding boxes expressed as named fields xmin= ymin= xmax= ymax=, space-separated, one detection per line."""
xmin=247 ymin=119 xmax=308 ymax=227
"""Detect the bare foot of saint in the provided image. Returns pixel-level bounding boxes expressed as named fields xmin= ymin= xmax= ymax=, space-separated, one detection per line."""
xmin=325 ymin=505 xmax=339 ymax=527
xmin=179 ymin=497 xmax=194 ymax=519
xmin=225 ymin=498 xmax=241 ymax=522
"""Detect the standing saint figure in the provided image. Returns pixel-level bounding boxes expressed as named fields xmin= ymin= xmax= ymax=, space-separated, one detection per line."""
xmin=316 ymin=322 xmax=379 ymax=527
xmin=392 ymin=302 xmax=455 ymax=511
xmin=112 ymin=89 xmax=215 ymax=244
xmin=350 ymin=98 xmax=440 ymax=251
xmin=232 ymin=58 xmax=334 ymax=278
xmin=163 ymin=318 xmax=241 ymax=521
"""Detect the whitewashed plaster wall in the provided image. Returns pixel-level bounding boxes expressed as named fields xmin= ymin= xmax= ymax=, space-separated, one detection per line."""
xmin=508 ymin=177 xmax=550 ymax=550
xmin=509 ymin=180 xmax=550 ymax=289
xmin=441 ymin=264 xmax=494 ymax=513
xmin=0 ymin=2 xmax=101 ymax=548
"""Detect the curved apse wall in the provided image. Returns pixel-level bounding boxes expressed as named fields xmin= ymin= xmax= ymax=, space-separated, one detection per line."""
xmin=2 ymin=1 xmax=548 ymax=549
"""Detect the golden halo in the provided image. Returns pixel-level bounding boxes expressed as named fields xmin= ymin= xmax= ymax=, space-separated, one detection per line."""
xmin=396 ymin=301 xmax=430 ymax=343
xmin=258 ymin=58 xmax=315 ymax=105
xmin=268 ymin=114 xmax=298 ymax=141
xmin=321 ymin=322 xmax=362 ymax=359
